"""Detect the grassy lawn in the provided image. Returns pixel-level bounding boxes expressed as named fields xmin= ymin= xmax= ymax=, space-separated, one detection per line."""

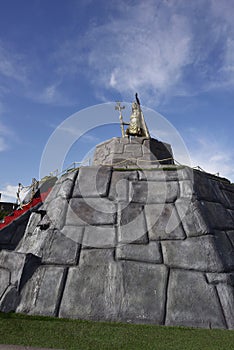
xmin=0 ymin=312 xmax=233 ymax=350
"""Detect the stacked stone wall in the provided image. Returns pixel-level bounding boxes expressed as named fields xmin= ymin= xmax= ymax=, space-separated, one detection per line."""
xmin=92 ymin=137 xmax=174 ymax=167
xmin=0 ymin=165 xmax=233 ymax=329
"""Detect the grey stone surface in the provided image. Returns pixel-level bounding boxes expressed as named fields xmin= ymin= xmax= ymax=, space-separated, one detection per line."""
xmin=45 ymin=197 xmax=68 ymax=229
xmin=166 ymin=269 xmax=226 ymax=328
xmin=56 ymin=169 xmax=79 ymax=184
xmin=227 ymin=230 xmax=234 ymax=247
xmin=0 ymin=224 xmax=16 ymax=245
xmin=23 ymin=212 xmax=44 ymax=236
xmin=10 ymin=221 xmax=29 ymax=247
xmin=17 ymin=265 xmax=66 ymax=317
xmin=19 ymin=226 xmax=81 ymax=266
xmin=0 ymin=251 xmax=27 ymax=286
xmin=139 ymin=167 xmax=194 ymax=182
xmin=175 ymin=198 xmax=211 ymax=236
xmin=228 ymin=209 xmax=234 ymax=221
xmin=92 ymin=137 xmax=174 ymax=167
xmin=42 ymin=229 xmax=81 ymax=265
xmin=118 ymin=203 xmax=148 ymax=244
xmin=55 ymin=178 xmax=75 ymax=199
xmin=60 ymin=225 xmax=84 ymax=244
xmin=59 ymin=249 xmax=120 ymax=320
xmin=202 ymin=201 xmax=234 ymax=230
xmin=0 ymin=137 xmax=233 ymax=329
xmin=82 ymin=225 xmax=116 ymax=248
xmin=42 ymin=171 xmax=76 ymax=203
xmin=108 ymin=171 xmax=138 ymax=202
xmin=0 ymin=285 xmax=20 ymax=312
xmin=66 ymin=198 xmax=116 ymax=226
xmin=222 ymin=189 xmax=234 ymax=209
xmin=124 ymin=143 xmax=142 ymax=155
xmin=192 ymin=171 xmax=220 ymax=202
xmin=216 ymin=284 xmax=234 ymax=329
xmin=0 ymin=268 xmax=10 ymax=299
xmin=130 ymin=181 xmax=178 ymax=204
xmin=116 ymin=241 xmax=162 ymax=263
xmin=119 ymin=262 xmax=168 ymax=323
xmin=72 ymin=166 xmax=112 ymax=198
xmin=145 ymin=204 xmax=185 ymax=240
xmin=212 ymin=231 xmax=234 ymax=270
xmin=179 ymin=180 xmax=194 ymax=199
xmin=206 ymin=272 xmax=234 ymax=286
xmin=17 ymin=227 xmax=52 ymax=258
xmin=162 ymin=236 xmax=226 ymax=272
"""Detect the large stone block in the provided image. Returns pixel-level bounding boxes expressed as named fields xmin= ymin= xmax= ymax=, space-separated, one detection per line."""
xmin=130 ymin=181 xmax=178 ymax=204
xmin=116 ymin=241 xmax=162 ymax=263
xmin=192 ymin=171 xmax=222 ymax=202
xmin=0 ymin=285 xmax=20 ymax=312
xmin=175 ymin=198 xmax=211 ymax=236
xmin=162 ymin=236 xmax=226 ymax=272
xmin=72 ymin=166 xmax=112 ymax=198
xmin=42 ymin=229 xmax=81 ymax=265
xmin=108 ymin=171 xmax=138 ymax=202
xmin=202 ymin=201 xmax=234 ymax=230
xmin=142 ymin=139 xmax=174 ymax=164
xmin=212 ymin=231 xmax=234 ymax=270
xmin=222 ymin=188 xmax=234 ymax=210
xmin=166 ymin=269 xmax=226 ymax=328
xmin=119 ymin=262 xmax=168 ymax=323
xmin=82 ymin=225 xmax=116 ymax=248
xmin=0 ymin=251 xmax=27 ymax=286
xmin=216 ymin=284 xmax=234 ymax=329
xmin=118 ymin=203 xmax=148 ymax=244
xmin=206 ymin=272 xmax=234 ymax=286
xmin=56 ymin=169 xmax=79 ymax=184
xmin=145 ymin=204 xmax=185 ymax=240
xmin=44 ymin=196 xmax=68 ymax=229
xmin=124 ymin=143 xmax=142 ymax=155
xmin=138 ymin=166 xmax=194 ymax=182
xmin=17 ymin=265 xmax=67 ymax=317
xmin=66 ymin=198 xmax=117 ymax=226
xmin=59 ymin=249 xmax=120 ymax=321
xmin=17 ymin=227 xmax=52 ymax=258
xmin=0 ymin=268 xmax=10 ymax=299
xmin=60 ymin=225 xmax=84 ymax=244
xmin=23 ymin=212 xmax=42 ymax=236
xmin=55 ymin=178 xmax=76 ymax=200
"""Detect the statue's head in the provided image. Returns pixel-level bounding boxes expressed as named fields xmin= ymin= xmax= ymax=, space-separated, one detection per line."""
xmin=132 ymin=101 xmax=138 ymax=111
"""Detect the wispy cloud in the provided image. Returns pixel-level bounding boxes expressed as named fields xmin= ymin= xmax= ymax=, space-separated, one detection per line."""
xmin=186 ymin=131 xmax=234 ymax=181
xmin=54 ymin=0 xmax=234 ymax=104
xmin=0 ymin=184 xmax=18 ymax=202
xmin=0 ymin=118 xmax=13 ymax=152
xmin=0 ymin=41 xmax=28 ymax=84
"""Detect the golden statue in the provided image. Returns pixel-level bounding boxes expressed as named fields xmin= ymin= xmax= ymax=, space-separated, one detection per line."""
xmin=115 ymin=94 xmax=150 ymax=138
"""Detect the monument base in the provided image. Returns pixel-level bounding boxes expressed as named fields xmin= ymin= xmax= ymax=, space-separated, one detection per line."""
xmin=92 ymin=137 xmax=174 ymax=167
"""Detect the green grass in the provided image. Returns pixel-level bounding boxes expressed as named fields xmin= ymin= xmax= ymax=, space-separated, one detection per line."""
xmin=0 ymin=313 xmax=234 ymax=350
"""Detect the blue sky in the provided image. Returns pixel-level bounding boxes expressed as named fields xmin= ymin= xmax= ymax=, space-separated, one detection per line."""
xmin=0 ymin=0 xmax=234 ymax=202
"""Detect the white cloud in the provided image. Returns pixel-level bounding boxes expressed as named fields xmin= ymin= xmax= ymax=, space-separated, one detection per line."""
xmin=186 ymin=134 xmax=234 ymax=181
xmin=0 ymin=116 xmax=15 ymax=152
xmin=0 ymin=184 xmax=18 ymax=202
xmin=54 ymin=0 xmax=234 ymax=103
xmin=0 ymin=41 xmax=28 ymax=84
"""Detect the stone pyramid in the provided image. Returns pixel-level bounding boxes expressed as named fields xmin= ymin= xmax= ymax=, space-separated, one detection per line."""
xmin=0 ymin=136 xmax=233 ymax=329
